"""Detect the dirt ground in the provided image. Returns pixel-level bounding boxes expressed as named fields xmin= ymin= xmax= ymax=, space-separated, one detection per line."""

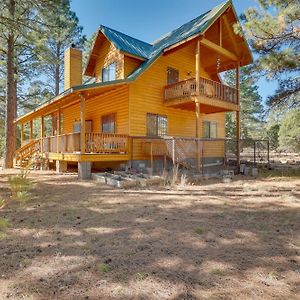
xmin=0 ymin=170 xmax=299 ymax=300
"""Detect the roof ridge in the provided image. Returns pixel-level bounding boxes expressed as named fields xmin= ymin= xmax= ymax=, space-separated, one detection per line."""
xmin=99 ymin=24 xmax=153 ymax=47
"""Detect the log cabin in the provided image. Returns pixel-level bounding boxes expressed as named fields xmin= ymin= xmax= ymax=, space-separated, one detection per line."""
xmin=14 ymin=0 xmax=252 ymax=178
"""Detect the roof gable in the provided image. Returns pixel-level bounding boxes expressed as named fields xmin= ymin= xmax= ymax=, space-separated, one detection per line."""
xmin=85 ymin=0 xmax=252 ymax=80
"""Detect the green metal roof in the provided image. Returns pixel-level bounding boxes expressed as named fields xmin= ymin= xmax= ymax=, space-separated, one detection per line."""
xmin=83 ymin=1 xmax=233 ymax=88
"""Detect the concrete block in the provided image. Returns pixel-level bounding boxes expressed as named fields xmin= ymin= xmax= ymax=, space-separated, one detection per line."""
xmin=78 ymin=162 xmax=92 ymax=180
xmin=56 ymin=160 xmax=67 ymax=173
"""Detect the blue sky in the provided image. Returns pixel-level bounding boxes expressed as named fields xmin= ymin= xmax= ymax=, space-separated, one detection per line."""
xmin=71 ymin=0 xmax=278 ymax=103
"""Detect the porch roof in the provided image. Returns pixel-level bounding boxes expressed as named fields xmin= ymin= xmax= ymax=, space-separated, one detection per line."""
xmin=16 ymin=80 xmax=128 ymax=124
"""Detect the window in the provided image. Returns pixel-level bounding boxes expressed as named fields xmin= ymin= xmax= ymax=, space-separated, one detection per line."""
xmin=167 ymin=67 xmax=179 ymax=85
xmin=101 ymin=113 xmax=116 ymax=133
xmin=102 ymin=62 xmax=116 ymax=82
xmin=147 ymin=113 xmax=168 ymax=136
xmin=204 ymin=121 xmax=217 ymax=138
xmin=73 ymin=120 xmax=93 ymax=133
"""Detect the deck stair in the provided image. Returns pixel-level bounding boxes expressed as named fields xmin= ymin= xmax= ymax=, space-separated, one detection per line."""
xmin=15 ymin=139 xmax=41 ymax=168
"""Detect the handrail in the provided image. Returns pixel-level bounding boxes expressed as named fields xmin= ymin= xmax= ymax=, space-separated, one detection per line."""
xmin=164 ymin=77 xmax=238 ymax=104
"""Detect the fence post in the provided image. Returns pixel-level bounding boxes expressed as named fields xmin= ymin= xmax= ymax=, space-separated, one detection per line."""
xmin=172 ymin=138 xmax=175 ymax=167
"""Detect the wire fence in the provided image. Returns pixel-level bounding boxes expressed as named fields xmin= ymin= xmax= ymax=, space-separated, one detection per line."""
xmin=130 ymin=136 xmax=270 ymax=175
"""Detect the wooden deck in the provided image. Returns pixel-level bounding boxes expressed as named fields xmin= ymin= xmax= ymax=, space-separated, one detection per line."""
xmin=15 ymin=133 xmax=130 ymax=166
xmin=164 ymin=77 xmax=239 ymax=112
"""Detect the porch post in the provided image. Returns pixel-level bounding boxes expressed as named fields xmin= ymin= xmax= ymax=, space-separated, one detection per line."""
xmin=40 ymin=116 xmax=44 ymax=154
xmin=21 ymin=123 xmax=24 ymax=146
xmin=236 ymin=63 xmax=240 ymax=169
xmin=80 ymin=93 xmax=86 ymax=154
xmin=56 ymin=109 xmax=61 ymax=153
xmin=30 ymin=120 xmax=33 ymax=140
xmin=195 ymin=39 xmax=201 ymax=172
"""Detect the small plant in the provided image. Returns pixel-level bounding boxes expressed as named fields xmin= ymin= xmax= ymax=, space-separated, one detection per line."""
xmin=268 ymin=270 xmax=279 ymax=280
xmin=170 ymin=164 xmax=179 ymax=186
xmin=0 ymin=218 xmax=10 ymax=231
xmin=194 ymin=226 xmax=205 ymax=235
xmin=210 ymin=268 xmax=225 ymax=276
xmin=179 ymin=173 xmax=188 ymax=187
xmin=0 ymin=199 xmax=7 ymax=209
xmin=97 ymin=263 xmax=111 ymax=273
xmin=9 ymin=175 xmax=32 ymax=194
xmin=16 ymin=191 xmax=30 ymax=204
xmin=135 ymin=272 xmax=149 ymax=281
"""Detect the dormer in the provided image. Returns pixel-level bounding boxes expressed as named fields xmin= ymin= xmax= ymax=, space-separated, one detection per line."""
xmin=85 ymin=25 xmax=151 ymax=82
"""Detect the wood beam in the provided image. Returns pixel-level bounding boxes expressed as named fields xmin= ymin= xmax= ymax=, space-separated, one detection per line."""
xmin=80 ymin=94 xmax=86 ymax=154
xmin=30 ymin=120 xmax=33 ymax=140
xmin=21 ymin=123 xmax=24 ymax=146
xmin=40 ymin=116 xmax=44 ymax=155
xmin=195 ymin=39 xmax=200 ymax=95
xmin=222 ymin=14 xmax=239 ymax=56
xmin=219 ymin=18 xmax=223 ymax=47
xmin=236 ymin=63 xmax=240 ymax=169
xmin=164 ymin=34 xmax=202 ymax=54
xmin=56 ymin=109 xmax=61 ymax=153
xmin=201 ymin=38 xmax=238 ymax=61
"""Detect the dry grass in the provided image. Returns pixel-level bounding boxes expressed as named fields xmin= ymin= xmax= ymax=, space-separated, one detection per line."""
xmin=0 ymin=169 xmax=299 ymax=299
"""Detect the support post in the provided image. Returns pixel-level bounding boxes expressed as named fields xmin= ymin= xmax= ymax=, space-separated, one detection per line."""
xmin=80 ymin=93 xmax=86 ymax=154
xmin=195 ymin=39 xmax=201 ymax=173
xmin=21 ymin=123 xmax=24 ymax=146
xmin=236 ymin=63 xmax=240 ymax=170
xmin=56 ymin=109 xmax=61 ymax=153
xmin=196 ymin=101 xmax=201 ymax=172
xmin=40 ymin=116 xmax=44 ymax=154
xmin=30 ymin=120 xmax=33 ymax=140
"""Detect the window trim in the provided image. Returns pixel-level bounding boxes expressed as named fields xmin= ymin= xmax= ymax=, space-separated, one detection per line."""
xmin=102 ymin=62 xmax=117 ymax=82
xmin=203 ymin=121 xmax=217 ymax=139
xmin=146 ymin=113 xmax=168 ymax=137
xmin=167 ymin=67 xmax=179 ymax=85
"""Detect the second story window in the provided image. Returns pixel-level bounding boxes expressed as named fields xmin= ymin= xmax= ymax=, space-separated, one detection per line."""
xmin=203 ymin=121 xmax=217 ymax=139
xmin=167 ymin=67 xmax=179 ymax=85
xmin=147 ymin=113 xmax=168 ymax=136
xmin=102 ymin=62 xmax=116 ymax=82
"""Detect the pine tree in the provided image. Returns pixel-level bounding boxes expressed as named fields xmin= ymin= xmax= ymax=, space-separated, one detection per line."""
xmin=0 ymin=0 xmax=61 ymax=168
xmin=236 ymin=0 xmax=300 ymax=108
xmin=278 ymin=109 xmax=300 ymax=152
xmin=38 ymin=0 xmax=85 ymax=96
xmin=224 ymin=67 xmax=264 ymax=140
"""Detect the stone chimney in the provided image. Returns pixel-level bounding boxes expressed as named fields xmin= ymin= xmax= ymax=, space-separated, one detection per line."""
xmin=64 ymin=44 xmax=82 ymax=90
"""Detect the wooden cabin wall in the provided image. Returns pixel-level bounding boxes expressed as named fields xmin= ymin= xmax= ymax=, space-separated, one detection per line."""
xmin=94 ymin=38 xmax=124 ymax=82
xmin=124 ymin=56 xmax=143 ymax=78
xmin=62 ymin=86 xmax=129 ymax=135
xmin=129 ymin=39 xmax=226 ymax=160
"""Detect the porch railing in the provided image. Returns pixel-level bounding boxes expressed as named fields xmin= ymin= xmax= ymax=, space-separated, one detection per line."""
xmin=164 ymin=77 xmax=238 ymax=104
xmin=41 ymin=132 xmax=128 ymax=154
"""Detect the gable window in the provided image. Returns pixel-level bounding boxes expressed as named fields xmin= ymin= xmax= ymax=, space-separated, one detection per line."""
xmin=101 ymin=113 xmax=116 ymax=133
xmin=147 ymin=113 xmax=168 ymax=136
xmin=167 ymin=67 xmax=179 ymax=85
xmin=203 ymin=121 xmax=217 ymax=138
xmin=102 ymin=62 xmax=116 ymax=82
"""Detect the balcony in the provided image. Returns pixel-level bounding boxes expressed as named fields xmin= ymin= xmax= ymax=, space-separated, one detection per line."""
xmin=164 ymin=77 xmax=238 ymax=112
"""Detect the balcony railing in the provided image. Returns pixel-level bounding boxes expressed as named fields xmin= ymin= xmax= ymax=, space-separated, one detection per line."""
xmin=164 ymin=77 xmax=238 ymax=104
xmin=41 ymin=133 xmax=128 ymax=154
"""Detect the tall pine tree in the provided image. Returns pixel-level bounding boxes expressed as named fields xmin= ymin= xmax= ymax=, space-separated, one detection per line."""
xmin=38 ymin=0 xmax=85 ymax=96
xmin=225 ymin=67 xmax=264 ymax=140
xmin=236 ymin=0 xmax=300 ymax=108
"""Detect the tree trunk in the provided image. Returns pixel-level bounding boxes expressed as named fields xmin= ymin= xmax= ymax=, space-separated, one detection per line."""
xmin=55 ymin=44 xmax=60 ymax=96
xmin=4 ymin=0 xmax=17 ymax=169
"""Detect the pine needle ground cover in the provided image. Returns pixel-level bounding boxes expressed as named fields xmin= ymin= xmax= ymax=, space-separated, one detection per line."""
xmin=0 ymin=170 xmax=299 ymax=299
